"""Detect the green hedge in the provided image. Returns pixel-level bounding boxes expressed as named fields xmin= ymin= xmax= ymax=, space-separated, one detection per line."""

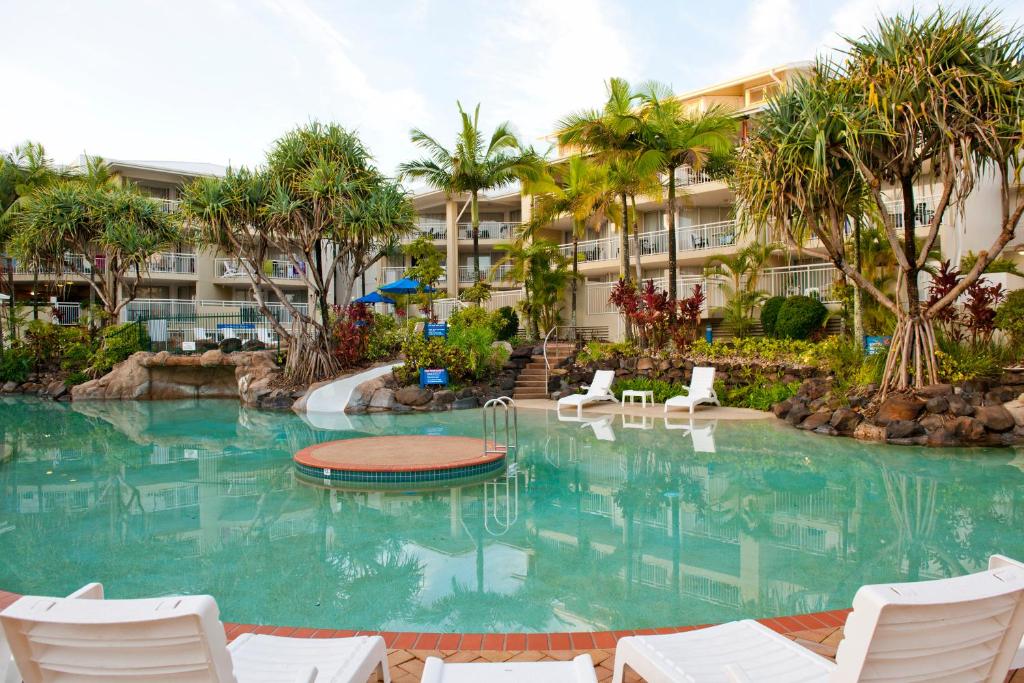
xmin=760 ymin=296 xmax=786 ymax=337
xmin=775 ymin=296 xmax=827 ymax=340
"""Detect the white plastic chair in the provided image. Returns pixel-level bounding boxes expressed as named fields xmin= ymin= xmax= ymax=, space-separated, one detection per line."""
xmin=1 ymin=589 xmax=390 ymax=683
xmin=612 ymin=556 xmax=1024 ymax=683
xmin=0 ymin=584 xmax=103 ymax=683
xmin=989 ymin=554 xmax=1024 ymax=669
xmin=557 ymin=370 xmax=619 ymax=417
xmin=664 ymin=367 xmax=720 ymax=415
xmin=421 ymin=654 xmax=597 ymax=682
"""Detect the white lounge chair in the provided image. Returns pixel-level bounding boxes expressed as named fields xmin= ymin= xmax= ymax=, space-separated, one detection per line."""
xmin=612 ymin=555 xmax=1024 ymax=683
xmin=1 ymin=589 xmax=390 ymax=683
xmin=557 ymin=369 xmax=618 ymax=417
xmin=990 ymin=554 xmax=1024 ymax=668
xmin=0 ymin=583 xmax=103 ymax=683
xmin=421 ymin=654 xmax=597 ymax=682
xmin=664 ymin=367 xmax=720 ymax=415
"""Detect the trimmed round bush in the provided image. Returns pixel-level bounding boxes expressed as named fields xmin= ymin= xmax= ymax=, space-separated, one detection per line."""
xmin=760 ymin=296 xmax=786 ymax=337
xmin=775 ymin=295 xmax=828 ymax=340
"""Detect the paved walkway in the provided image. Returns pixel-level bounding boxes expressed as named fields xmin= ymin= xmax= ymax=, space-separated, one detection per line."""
xmin=514 ymin=398 xmax=772 ymax=421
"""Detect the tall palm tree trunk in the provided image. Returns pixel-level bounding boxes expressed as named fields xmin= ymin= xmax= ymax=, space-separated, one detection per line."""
xmin=471 ymin=190 xmax=481 ymax=283
xmin=667 ymin=165 xmax=678 ymax=323
xmin=620 ymin=194 xmax=630 ymax=283
xmin=631 ymin=195 xmax=642 ymax=283
xmin=853 ymin=215 xmax=864 ymax=350
xmin=571 ymin=228 xmax=579 ymax=340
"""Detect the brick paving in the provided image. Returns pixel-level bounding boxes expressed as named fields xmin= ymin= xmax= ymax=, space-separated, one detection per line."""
xmin=1 ymin=590 xmax=1020 ymax=681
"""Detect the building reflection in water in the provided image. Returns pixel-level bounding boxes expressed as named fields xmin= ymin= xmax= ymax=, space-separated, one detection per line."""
xmin=1 ymin=398 xmax=1022 ymax=633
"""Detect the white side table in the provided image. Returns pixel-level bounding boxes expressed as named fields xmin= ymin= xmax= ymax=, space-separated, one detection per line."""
xmin=621 ymin=389 xmax=655 ymax=408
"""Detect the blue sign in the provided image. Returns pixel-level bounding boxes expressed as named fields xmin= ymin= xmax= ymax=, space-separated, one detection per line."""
xmin=419 ymin=368 xmax=449 ymax=388
xmin=424 ymin=322 xmax=448 ymax=338
xmin=865 ymin=335 xmax=892 ymax=355
xmin=217 ymin=323 xmax=256 ymax=330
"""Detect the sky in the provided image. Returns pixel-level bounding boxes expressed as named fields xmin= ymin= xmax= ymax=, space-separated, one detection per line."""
xmin=2 ymin=0 xmax=1022 ymax=179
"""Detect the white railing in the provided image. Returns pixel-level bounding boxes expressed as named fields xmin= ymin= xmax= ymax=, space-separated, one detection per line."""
xmin=121 ymin=298 xmax=197 ymax=321
xmin=13 ymin=253 xmax=93 ymax=275
xmin=198 ymin=300 xmax=309 ymax=322
xmin=458 ymin=265 xmax=478 ymax=283
xmin=484 ymin=288 xmax=525 ymax=312
xmin=431 ymin=297 xmax=463 ymax=322
xmin=216 ymin=258 xmax=304 ymax=280
xmin=154 ymin=198 xmax=180 ymax=213
xmin=406 ymin=219 xmax=447 ymax=242
xmin=144 ymin=252 xmax=196 ymax=275
xmin=488 ymin=263 xmax=514 ymax=282
xmin=565 ymin=235 xmax=621 ymax=264
xmin=457 ymin=221 xmax=520 ymax=241
xmin=669 ymin=165 xmax=715 ymax=187
xmin=674 ymin=220 xmax=737 ymax=252
xmin=759 ymin=263 xmax=842 ymax=303
xmin=883 ymin=193 xmax=940 ymax=229
xmin=53 ymin=302 xmax=81 ymax=325
xmin=380 ymin=266 xmax=406 ymax=284
xmin=561 ymin=220 xmax=737 ymax=263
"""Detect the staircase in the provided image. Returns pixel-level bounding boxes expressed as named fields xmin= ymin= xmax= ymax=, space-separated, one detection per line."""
xmin=513 ymin=342 xmax=575 ymax=400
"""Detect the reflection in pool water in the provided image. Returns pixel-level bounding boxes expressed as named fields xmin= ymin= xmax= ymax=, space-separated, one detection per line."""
xmin=1 ymin=397 xmax=1022 ymax=633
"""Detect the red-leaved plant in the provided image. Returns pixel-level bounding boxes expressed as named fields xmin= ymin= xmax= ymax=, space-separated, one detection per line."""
xmin=674 ymin=284 xmax=706 ymax=350
xmin=331 ymin=302 xmax=374 ymax=368
xmin=925 ymin=260 xmax=1005 ymax=344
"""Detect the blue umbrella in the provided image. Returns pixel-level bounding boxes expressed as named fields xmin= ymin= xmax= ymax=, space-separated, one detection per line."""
xmin=379 ymin=277 xmax=435 ymax=294
xmin=353 ymin=291 xmax=396 ymax=305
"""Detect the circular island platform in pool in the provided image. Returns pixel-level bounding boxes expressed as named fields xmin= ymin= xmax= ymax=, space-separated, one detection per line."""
xmin=293 ymin=435 xmax=506 ymax=486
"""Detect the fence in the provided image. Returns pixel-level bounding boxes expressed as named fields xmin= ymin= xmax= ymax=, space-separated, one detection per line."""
xmin=430 ymin=288 xmax=527 ymax=322
xmin=128 ymin=312 xmax=286 ymax=354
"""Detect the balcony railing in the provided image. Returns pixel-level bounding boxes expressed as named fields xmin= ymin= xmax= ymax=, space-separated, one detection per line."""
xmin=13 ymin=253 xmax=93 ymax=275
xmin=144 ymin=252 xmax=196 ymax=275
xmin=668 ymin=166 xmax=715 ymax=187
xmin=121 ymin=298 xmax=310 ymax=322
xmin=883 ymin=193 xmax=940 ymax=229
xmin=561 ymin=220 xmax=737 ymax=264
xmin=154 ymin=198 xmax=180 ymax=213
xmin=431 ymin=288 xmax=526 ymax=321
xmin=215 ymin=258 xmax=304 ymax=280
xmin=457 ymin=221 xmax=520 ymax=241
xmin=459 ymin=264 xmax=512 ymax=283
xmin=404 ymin=219 xmax=447 ymax=242
xmin=53 ymin=302 xmax=81 ymax=326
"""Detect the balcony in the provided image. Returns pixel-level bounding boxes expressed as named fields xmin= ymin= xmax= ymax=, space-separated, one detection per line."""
xmin=883 ymin=193 xmax=940 ymax=229
xmin=215 ymin=258 xmax=304 ymax=280
xmin=143 ymin=252 xmax=196 ymax=275
xmin=459 ymin=264 xmax=513 ymax=283
xmin=154 ymin=198 xmax=180 ymax=213
xmin=666 ymin=166 xmax=716 ymax=188
xmin=404 ymin=219 xmax=447 ymax=242
xmin=121 ymin=298 xmax=310 ymax=323
xmin=457 ymin=221 xmax=520 ymax=241
xmin=560 ymin=220 xmax=738 ymax=265
xmin=379 ymin=266 xmax=447 ymax=286
xmin=13 ymin=253 xmax=93 ymax=276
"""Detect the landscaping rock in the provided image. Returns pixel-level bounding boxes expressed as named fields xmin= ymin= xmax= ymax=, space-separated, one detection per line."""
xmin=926 ymin=427 xmax=957 ymax=447
xmin=853 ymin=422 xmax=887 ymax=442
xmin=241 ymin=339 xmax=266 ymax=352
xmin=975 ymin=405 xmax=1015 ymax=432
xmin=45 ymin=380 xmax=67 ymax=400
xmin=918 ymin=413 xmax=949 ymax=433
xmin=874 ymin=395 xmax=925 ymax=424
xmin=829 ymin=408 xmax=862 ymax=434
xmin=886 ymin=419 xmax=923 ymax=439
xmin=345 ymin=375 xmax=389 ymax=412
xmin=1 ymin=381 xmax=17 ymax=393
xmin=786 ymin=401 xmax=811 ymax=426
xmin=772 ymin=399 xmax=792 ymax=419
xmin=452 ymin=396 xmax=478 ymax=410
xmin=954 ymin=416 xmax=987 ymax=442
xmin=394 ymin=385 xmax=432 ymax=407
xmin=918 ymin=383 xmax=953 ymax=398
xmin=798 ymin=411 xmax=833 ymax=431
xmin=218 ymin=337 xmax=243 ymax=353
xmin=947 ymin=394 xmax=974 ymax=417
xmin=985 ymin=386 xmax=1018 ymax=405
xmin=368 ymin=388 xmax=396 ymax=411
xmin=433 ymin=390 xmax=455 ymax=405
xmin=925 ymin=396 xmax=949 ymax=414
xmin=391 ymin=403 xmax=413 ymax=413
xmin=635 ymin=357 xmax=655 ymax=372
xmin=1003 ymin=398 xmax=1024 ymax=427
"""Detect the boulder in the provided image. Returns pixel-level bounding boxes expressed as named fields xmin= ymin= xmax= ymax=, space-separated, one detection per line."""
xmin=45 ymin=380 xmax=67 ymax=400
xmin=925 ymin=396 xmax=949 ymax=414
xmin=345 ymin=375 xmax=389 ymax=412
xmin=874 ymin=395 xmax=925 ymax=424
xmin=947 ymin=394 xmax=974 ymax=417
xmin=786 ymin=401 xmax=811 ymax=426
xmin=772 ymin=399 xmax=792 ymax=419
xmin=974 ymin=405 xmax=1015 ymax=432
xmin=491 ymin=340 xmax=513 ymax=355
xmin=199 ymin=350 xmax=226 ymax=367
xmin=798 ymin=411 xmax=833 ymax=431
xmin=452 ymin=396 xmax=479 ymax=410
xmin=636 ymin=357 xmax=655 ymax=372
xmin=394 ymin=385 xmax=432 ymax=407
xmin=954 ymin=416 xmax=987 ymax=442
xmin=984 ymin=386 xmax=1018 ymax=405
xmin=433 ymin=390 xmax=456 ymax=405
xmin=241 ymin=339 xmax=266 ymax=352
xmin=72 ymin=353 xmax=151 ymax=401
xmin=926 ymin=427 xmax=957 ymax=447
xmin=919 ymin=413 xmax=950 ymax=433
xmin=368 ymin=388 xmax=396 ymax=411
xmin=917 ymin=383 xmax=953 ymax=398
xmin=1 ymin=381 xmax=17 ymax=393
xmin=829 ymin=408 xmax=862 ymax=434
xmin=853 ymin=422 xmax=887 ymax=442
xmin=218 ymin=337 xmax=243 ymax=353
xmin=1003 ymin=398 xmax=1024 ymax=427
xmin=886 ymin=420 xmax=923 ymax=439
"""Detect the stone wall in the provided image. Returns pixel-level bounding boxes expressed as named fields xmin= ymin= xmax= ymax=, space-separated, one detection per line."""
xmin=71 ymin=350 xmax=291 ymax=409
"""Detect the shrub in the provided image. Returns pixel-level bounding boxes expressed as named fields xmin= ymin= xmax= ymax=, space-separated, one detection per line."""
xmin=365 ymin=313 xmax=402 ymax=361
xmin=723 ymin=375 xmax=802 ymax=411
xmin=935 ymin=338 xmax=1010 ymax=383
xmin=759 ymin=296 xmax=786 ymax=337
xmin=64 ymin=371 xmax=90 ymax=387
xmin=394 ymin=334 xmax=470 ymax=384
xmin=612 ymin=377 xmax=687 ymax=403
xmin=996 ymin=290 xmax=1024 ymax=349
xmin=775 ymin=296 xmax=827 ymax=340
xmin=0 ymin=349 xmax=32 ymax=383
xmin=491 ymin=306 xmax=519 ymax=341
xmin=331 ymin=303 xmax=374 ymax=368
xmin=88 ymin=322 xmax=150 ymax=377
xmin=576 ymin=340 xmax=638 ymax=364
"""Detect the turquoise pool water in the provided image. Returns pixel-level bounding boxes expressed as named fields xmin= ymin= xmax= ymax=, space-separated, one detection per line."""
xmin=1 ymin=397 xmax=1022 ymax=633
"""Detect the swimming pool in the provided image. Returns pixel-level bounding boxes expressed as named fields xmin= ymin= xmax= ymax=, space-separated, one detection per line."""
xmin=1 ymin=396 xmax=1022 ymax=633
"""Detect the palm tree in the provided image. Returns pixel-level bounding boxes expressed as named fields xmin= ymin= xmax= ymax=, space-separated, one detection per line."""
xmin=704 ymin=242 xmax=783 ymax=337
xmin=607 ymin=151 xmax=664 ymax=283
xmin=556 ymin=78 xmax=648 ymax=285
xmin=399 ymin=103 xmax=542 ymax=283
xmin=637 ymin=84 xmax=738 ymax=316
xmin=524 ymin=157 xmax=614 ymax=333
xmin=493 ymin=239 xmax=570 ymax=338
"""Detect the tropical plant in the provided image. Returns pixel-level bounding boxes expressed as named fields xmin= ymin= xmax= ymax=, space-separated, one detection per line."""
xmin=180 ymin=122 xmax=416 ymax=384
xmin=774 ymin=295 xmax=828 ymax=340
xmin=637 ymin=84 xmax=737 ymax=314
xmin=403 ymin=235 xmax=445 ymax=318
xmin=673 ymin=283 xmax=706 ymax=350
xmin=995 ymin=290 xmax=1024 ymax=351
xmin=398 ymin=102 xmax=543 ymax=282
xmin=760 ymin=296 xmax=786 ymax=337
xmin=493 ymin=239 xmax=569 ymax=338
xmin=330 ymin=302 xmax=374 ymax=368
xmin=704 ymin=242 xmax=782 ymax=337
xmin=490 ymin=306 xmax=519 ymax=341
xmin=734 ymin=8 xmax=1024 ymax=393
xmin=960 ymin=251 xmax=1023 ymax=277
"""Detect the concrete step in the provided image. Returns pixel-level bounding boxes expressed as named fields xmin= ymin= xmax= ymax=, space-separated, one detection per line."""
xmin=514 ymin=392 xmax=549 ymax=400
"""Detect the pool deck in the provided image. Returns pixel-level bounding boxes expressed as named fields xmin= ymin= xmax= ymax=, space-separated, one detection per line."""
xmin=0 ymin=590 xmax=1018 ymax=682
xmin=514 ymin=398 xmax=773 ymax=421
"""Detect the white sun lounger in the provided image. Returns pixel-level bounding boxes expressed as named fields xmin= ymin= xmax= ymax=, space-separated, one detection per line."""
xmin=557 ymin=369 xmax=618 ymax=417
xmin=664 ymin=367 xmax=720 ymax=415
xmin=990 ymin=554 xmax=1024 ymax=668
xmin=421 ymin=654 xmax=597 ymax=682
xmin=1 ymin=589 xmax=390 ymax=683
xmin=612 ymin=555 xmax=1024 ymax=683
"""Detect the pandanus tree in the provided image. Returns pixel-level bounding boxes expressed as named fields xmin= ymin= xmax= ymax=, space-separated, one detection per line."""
xmin=733 ymin=8 xmax=1024 ymax=393
xmin=180 ymin=122 xmax=415 ymax=385
xmin=524 ymin=156 xmax=614 ymax=333
xmin=637 ymin=85 xmax=738 ymax=318
xmin=7 ymin=157 xmax=180 ymax=322
xmin=398 ymin=103 xmax=543 ymax=283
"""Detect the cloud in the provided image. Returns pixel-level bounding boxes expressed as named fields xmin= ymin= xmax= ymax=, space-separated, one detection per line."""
xmin=723 ymin=0 xmax=815 ymax=75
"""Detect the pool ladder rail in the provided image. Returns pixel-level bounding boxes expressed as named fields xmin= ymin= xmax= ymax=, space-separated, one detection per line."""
xmin=482 ymin=396 xmax=518 ymax=459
